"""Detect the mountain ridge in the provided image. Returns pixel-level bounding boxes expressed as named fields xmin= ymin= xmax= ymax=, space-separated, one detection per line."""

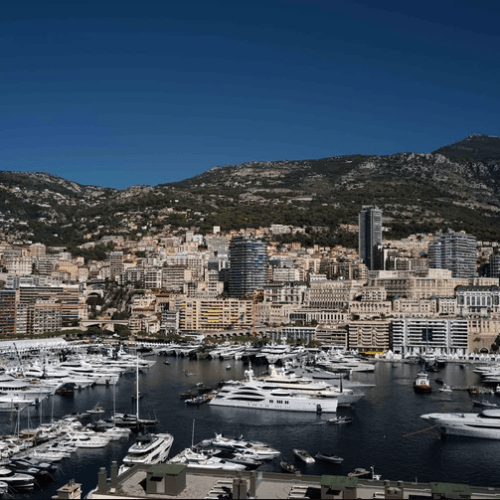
xmin=1 ymin=134 xmax=500 ymax=248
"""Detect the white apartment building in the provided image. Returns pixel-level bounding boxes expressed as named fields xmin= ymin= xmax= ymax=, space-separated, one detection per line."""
xmin=391 ymin=318 xmax=468 ymax=356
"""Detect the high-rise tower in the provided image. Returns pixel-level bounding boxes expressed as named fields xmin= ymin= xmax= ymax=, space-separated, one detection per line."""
xmin=228 ymin=237 xmax=268 ymax=298
xmin=359 ymin=206 xmax=383 ymax=270
xmin=429 ymin=229 xmax=476 ymax=278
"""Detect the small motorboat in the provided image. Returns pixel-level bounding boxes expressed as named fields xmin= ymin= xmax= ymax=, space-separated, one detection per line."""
xmin=280 ymin=461 xmax=301 ymax=475
xmin=472 ymin=399 xmax=498 ymax=408
xmin=226 ymin=364 xmax=231 ymax=370
xmin=348 ymin=467 xmax=381 ymax=480
xmin=224 ymin=455 xmax=262 ymax=470
xmin=439 ymin=384 xmax=452 ymax=393
xmin=185 ymin=395 xmax=209 ymax=405
xmin=164 ymin=360 xmax=170 ymax=365
xmin=88 ymin=404 xmax=105 ymax=414
xmin=292 ymin=449 xmax=315 ymax=464
xmin=327 ymin=416 xmax=353 ymax=425
xmin=315 ymin=452 xmax=344 ymax=464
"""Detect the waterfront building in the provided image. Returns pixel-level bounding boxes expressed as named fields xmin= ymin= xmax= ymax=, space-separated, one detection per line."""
xmin=315 ymin=324 xmax=349 ymax=345
xmin=359 ymin=205 xmax=383 ymax=270
xmin=391 ymin=318 xmax=468 ymax=356
xmin=429 ymin=229 xmax=477 ymax=278
xmin=467 ymin=318 xmax=500 ymax=352
xmin=280 ymin=325 xmax=316 ymax=342
xmin=228 ymin=237 xmax=268 ymax=298
xmin=160 ymin=307 xmax=180 ymax=335
xmin=347 ymin=319 xmax=391 ymax=352
xmin=180 ymin=298 xmax=253 ymax=331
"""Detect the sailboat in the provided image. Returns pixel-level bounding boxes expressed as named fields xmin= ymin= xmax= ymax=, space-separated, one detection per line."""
xmin=111 ymin=355 xmax=158 ymax=430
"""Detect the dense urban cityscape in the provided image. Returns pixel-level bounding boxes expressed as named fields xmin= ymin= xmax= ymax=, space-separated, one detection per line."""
xmin=1 ymin=203 xmax=500 ymax=498
xmin=1 ymin=205 xmax=499 ymax=358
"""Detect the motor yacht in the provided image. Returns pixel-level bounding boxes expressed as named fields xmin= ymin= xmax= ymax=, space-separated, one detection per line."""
xmin=413 ymin=371 xmax=432 ymax=394
xmin=204 ymin=433 xmax=280 ymax=459
xmin=169 ymin=449 xmax=246 ymax=471
xmin=315 ymin=452 xmax=344 ymax=464
xmin=293 ymin=448 xmax=315 ymax=464
xmin=0 ymin=467 xmax=35 ymax=490
xmin=210 ymin=364 xmax=338 ymax=413
xmin=103 ymin=426 xmax=131 ymax=440
xmin=62 ymin=432 xmax=111 ymax=449
xmin=122 ymin=433 xmax=174 ymax=467
xmin=258 ymin=364 xmax=364 ymax=407
xmin=421 ymin=409 xmax=500 ymax=439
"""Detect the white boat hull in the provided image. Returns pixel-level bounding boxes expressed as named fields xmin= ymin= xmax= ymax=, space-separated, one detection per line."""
xmin=210 ymin=396 xmax=337 ymax=413
xmin=421 ymin=411 xmax=500 ymax=439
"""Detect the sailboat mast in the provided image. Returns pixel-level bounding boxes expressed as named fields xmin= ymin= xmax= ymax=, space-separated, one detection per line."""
xmin=113 ymin=381 xmax=116 ymax=421
xmin=136 ymin=355 xmax=139 ymax=419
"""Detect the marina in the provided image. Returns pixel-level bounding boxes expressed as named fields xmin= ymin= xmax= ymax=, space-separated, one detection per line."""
xmin=2 ymin=345 xmax=500 ymax=497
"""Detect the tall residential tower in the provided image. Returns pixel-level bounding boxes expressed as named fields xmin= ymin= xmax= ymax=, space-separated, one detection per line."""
xmin=359 ymin=206 xmax=383 ymax=270
xmin=428 ymin=229 xmax=477 ymax=278
xmin=228 ymin=237 xmax=268 ymax=298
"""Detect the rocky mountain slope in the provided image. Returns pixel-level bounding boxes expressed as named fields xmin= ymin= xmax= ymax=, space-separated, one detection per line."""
xmin=1 ymin=134 xmax=500 ymax=248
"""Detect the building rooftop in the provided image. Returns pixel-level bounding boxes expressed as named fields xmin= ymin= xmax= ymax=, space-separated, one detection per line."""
xmin=80 ymin=464 xmax=500 ymax=500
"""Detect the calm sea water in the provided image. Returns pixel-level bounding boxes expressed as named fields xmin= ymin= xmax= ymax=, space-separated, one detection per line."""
xmin=4 ymin=356 xmax=500 ymax=498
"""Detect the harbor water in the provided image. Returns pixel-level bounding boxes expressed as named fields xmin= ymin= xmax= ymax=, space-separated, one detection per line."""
xmin=4 ymin=356 xmax=500 ymax=498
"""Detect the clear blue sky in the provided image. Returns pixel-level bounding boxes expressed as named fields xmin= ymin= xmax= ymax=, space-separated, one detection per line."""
xmin=1 ymin=0 xmax=499 ymax=189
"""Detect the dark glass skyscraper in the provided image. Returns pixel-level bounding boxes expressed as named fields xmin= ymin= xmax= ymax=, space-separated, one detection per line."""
xmin=228 ymin=237 xmax=268 ymax=298
xmin=359 ymin=205 xmax=383 ymax=270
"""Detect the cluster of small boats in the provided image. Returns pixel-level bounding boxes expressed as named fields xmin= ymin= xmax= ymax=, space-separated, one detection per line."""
xmin=169 ymin=433 xmax=281 ymax=471
xmin=0 ymin=413 xmax=133 ymax=493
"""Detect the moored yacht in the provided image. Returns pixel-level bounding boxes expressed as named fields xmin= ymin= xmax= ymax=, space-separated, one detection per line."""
xmin=122 ymin=432 xmax=174 ymax=467
xmin=421 ymin=409 xmax=500 ymax=439
xmin=209 ymin=365 xmax=338 ymax=413
xmin=414 ymin=371 xmax=432 ymax=394
xmin=0 ymin=468 xmax=35 ymax=489
xmin=258 ymin=364 xmax=364 ymax=407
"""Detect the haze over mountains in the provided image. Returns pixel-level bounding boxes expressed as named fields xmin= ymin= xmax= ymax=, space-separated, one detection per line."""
xmin=1 ymin=134 xmax=500 ymax=247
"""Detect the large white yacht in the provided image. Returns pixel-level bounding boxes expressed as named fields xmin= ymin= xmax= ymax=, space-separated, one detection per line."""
xmin=209 ymin=365 xmax=338 ymax=413
xmin=258 ymin=364 xmax=364 ymax=407
xmin=122 ymin=433 xmax=174 ymax=467
xmin=421 ymin=409 xmax=500 ymax=439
